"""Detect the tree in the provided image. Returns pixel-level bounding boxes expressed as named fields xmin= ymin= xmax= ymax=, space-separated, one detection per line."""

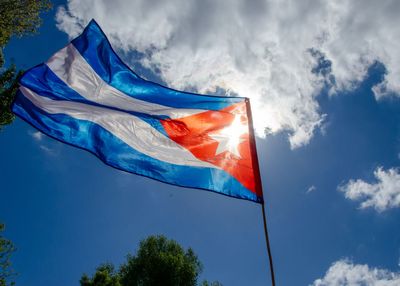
xmin=0 ymin=0 xmax=52 ymax=46
xmin=0 ymin=0 xmax=51 ymax=130
xmin=0 ymin=65 xmax=22 ymax=130
xmin=0 ymin=223 xmax=16 ymax=286
xmin=80 ymin=264 xmax=121 ymax=286
xmin=80 ymin=235 xmax=222 ymax=286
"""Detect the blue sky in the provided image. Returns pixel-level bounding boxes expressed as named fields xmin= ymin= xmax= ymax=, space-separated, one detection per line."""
xmin=1 ymin=1 xmax=400 ymax=285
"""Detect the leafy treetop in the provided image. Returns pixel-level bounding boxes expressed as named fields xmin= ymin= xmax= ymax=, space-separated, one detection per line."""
xmin=0 ymin=223 xmax=16 ymax=286
xmin=0 ymin=0 xmax=51 ymax=130
xmin=80 ymin=235 xmax=222 ymax=286
xmin=0 ymin=0 xmax=52 ymax=47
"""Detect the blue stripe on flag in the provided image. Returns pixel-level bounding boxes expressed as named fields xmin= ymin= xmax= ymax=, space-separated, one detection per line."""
xmin=19 ymin=64 xmax=169 ymax=137
xmin=72 ymin=20 xmax=244 ymax=110
xmin=12 ymin=90 xmax=261 ymax=203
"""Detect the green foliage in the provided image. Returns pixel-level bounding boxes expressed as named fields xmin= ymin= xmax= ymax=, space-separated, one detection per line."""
xmin=0 ymin=223 xmax=16 ymax=286
xmin=0 ymin=0 xmax=51 ymax=46
xmin=81 ymin=235 xmax=222 ymax=286
xmin=0 ymin=0 xmax=51 ymax=130
xmin=119 ymin=235 xmax=202 ymax=286
xmin=0 ymin=65 xmax=22 ymax=130
xmin=80 ymin=264 xmax=121 ymax=286
xmin=201 ymin=282 xmax=223 ymax=286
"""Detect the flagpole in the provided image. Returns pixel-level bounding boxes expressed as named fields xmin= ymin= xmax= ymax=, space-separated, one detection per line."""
xmin=261 ymin=202 xmax=276 ymax=286
xmin=245 ymin=98 xmax=276 ymax=286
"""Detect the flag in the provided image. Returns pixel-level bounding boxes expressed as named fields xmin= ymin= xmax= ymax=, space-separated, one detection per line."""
xmin=12 ymin=20 xmax=263 ymax=203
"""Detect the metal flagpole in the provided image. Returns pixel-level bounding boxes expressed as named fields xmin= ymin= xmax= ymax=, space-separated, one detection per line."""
xmin=245 ymin=98 xmax=276 ymax=286
xmin=261 ymin=202 xmax=276 ymax=286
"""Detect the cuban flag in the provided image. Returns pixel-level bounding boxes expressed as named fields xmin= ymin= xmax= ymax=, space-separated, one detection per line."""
xmin=12 ymin=20 xmax=263 ymax=204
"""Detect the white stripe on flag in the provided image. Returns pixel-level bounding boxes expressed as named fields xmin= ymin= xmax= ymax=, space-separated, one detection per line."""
xmin=46 ymin=44 xmax=205 ymax=119
xmin=19 ymin=85 xmax=217 ymax=168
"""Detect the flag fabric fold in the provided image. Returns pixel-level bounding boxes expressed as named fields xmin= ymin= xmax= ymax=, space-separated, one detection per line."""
xmin=12 ymin=19 xmax=263 ymax=203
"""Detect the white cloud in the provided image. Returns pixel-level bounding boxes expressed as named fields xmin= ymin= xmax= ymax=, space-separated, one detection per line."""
xmin=307 ymin=185 xmax=317 ymax=194
xmin=38 ymin=145 xmax=58 ymax=156
xmin=29 ymin=130 xmax=59 ymax=156
xmin=311 ymin=259 xmax=400 ymax=286
xmin=338 ymin=167 xmax=400 ymax=212
xmin=31 ymin=131 xmax=43 ymax=141
xmin=56 ymin=0 xmax=400 ymax=148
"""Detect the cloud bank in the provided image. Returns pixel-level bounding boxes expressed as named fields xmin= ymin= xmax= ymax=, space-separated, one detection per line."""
xmin=56 ymin=0 xmax=400 ymax=148
xmin=311 ymin=259 xmax=400 ymax=286
xmin=339 ymin=167 xmax=400 ymax=212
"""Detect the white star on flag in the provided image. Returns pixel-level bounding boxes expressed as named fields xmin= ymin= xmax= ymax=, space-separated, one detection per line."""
xmin=209 ymin=115 xmax=248 ymax=158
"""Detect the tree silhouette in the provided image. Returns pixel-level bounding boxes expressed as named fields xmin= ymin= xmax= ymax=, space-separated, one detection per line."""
xmin=80 ymin=235 xmax=222 ymax=286
xmin=0 ymin=223 xmax=16 ymax=286
xmin=0 ymin=0 xmax=51 ymax=130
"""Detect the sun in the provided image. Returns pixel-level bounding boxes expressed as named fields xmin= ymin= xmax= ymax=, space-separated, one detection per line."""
xmin=209 ymin=114 xmax=248 ymax=158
